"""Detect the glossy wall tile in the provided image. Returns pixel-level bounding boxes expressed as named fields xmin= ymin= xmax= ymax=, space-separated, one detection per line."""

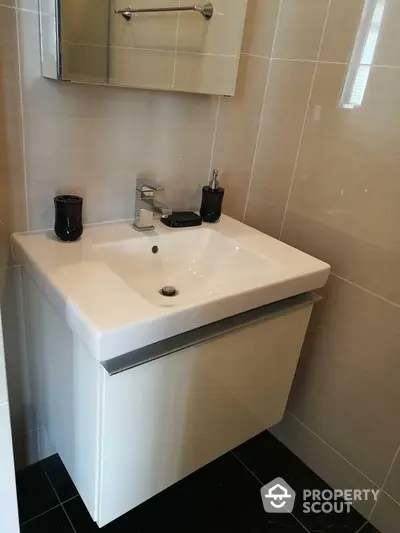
xmin=287 ymin=275 xmax=400 ymax=487
xmin=320 ymin=0 xmax=400 ymax=67
xmin=212 ymin=54 xmax=270 ymax=220
xmin=384 ymin=448 xmax=400 ymax=504
xmin=281 ymin=63 xmax=400 ymax=305
xmin=244 ymin=59 xmax=315 ymax=238
xmin=271 ymin=412 xmax=378 ymax=518
xmin=272 ymin=0 xmax=330 ymax=60
xmin=370 ymin=492 xmax=400 ymax=533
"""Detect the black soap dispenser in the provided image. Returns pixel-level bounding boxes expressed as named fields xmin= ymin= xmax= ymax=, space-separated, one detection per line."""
xmin=200 ymin=169 xmax=224 ymax=223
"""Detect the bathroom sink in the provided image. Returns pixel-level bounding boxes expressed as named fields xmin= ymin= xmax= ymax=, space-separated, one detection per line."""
xmin=92 ymin=227 xmax=281 ymax=307
xmin=12 ymin=215 xmax=330 ymax=361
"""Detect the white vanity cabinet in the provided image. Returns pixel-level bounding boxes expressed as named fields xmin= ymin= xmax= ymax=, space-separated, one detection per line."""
xmin=0 ymin=314 xmax=20 ymax=533
xmin=14 ymin=217 xmax=329 ymax=527
xmin=23 ymin=272 xmax=316 ymax=527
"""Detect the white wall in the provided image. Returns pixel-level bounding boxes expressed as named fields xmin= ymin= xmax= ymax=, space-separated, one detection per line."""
xmin=0 ymin=313 xmax=20 ymax=533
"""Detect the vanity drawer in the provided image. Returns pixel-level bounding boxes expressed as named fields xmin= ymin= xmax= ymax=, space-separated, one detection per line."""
xmin=97 ymin=302 xmax=313 ymax=526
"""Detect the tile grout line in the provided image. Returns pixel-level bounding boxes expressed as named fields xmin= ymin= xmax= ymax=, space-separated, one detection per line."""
xmin=52 ymin=39 xmax=239 ymax=58
xmin=278 ymin=0 xmax=333 ymax=241
xmin=19 ymin=503 xmax=62 ymax=527
xmin=237 ymin=53 xmax=400 ymax=70
xmin=230 ymin=450 xmax=264 ymax=485
xmin=231 ymin=451 xmax=312 ymax=532
xmin=287 ymin=411 xmax=381 ymax=490
xmin=242 ymin=0 xmax=283 ymax=222
xmin=15 ymin=3 xmax=30 ymax=232
xmin=368 ymin=442 xmax=400 ymax=521
xmin=1 ymin=5 xmax=46 ymax=13
xmin=207 ymin=96 xmax=221 ymax=178
xmin=332 ymin=273 xmax=400 ymax=309
xmin=288 ymin=412 xmax=400 ymax=510
xmin=60 ymin=502 xmax=78 ymax=533
xmin=41 ymin=464 xmax=77 ymax=533
xmin=62 ymin=494 xmax=79 ymax=505
xmin=355 ymin=521 xmax=369 ymax=533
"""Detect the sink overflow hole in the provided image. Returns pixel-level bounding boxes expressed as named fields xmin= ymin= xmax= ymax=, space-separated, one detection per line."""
xmin=160 ymin=286 xmax=178 ymax=297
xmin=152 ymin=246 xmax=158 ymax=254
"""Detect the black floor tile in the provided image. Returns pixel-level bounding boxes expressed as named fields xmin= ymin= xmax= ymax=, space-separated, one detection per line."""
xmin=359 ymin=523 xmax=381 ymax=533
xmin=21 ymin=506 xmax=74 ymax=532
xmin=41 ymin=454 xmax=78 ymax=502
xmin=65 ymin=452 xmax=306 ymax=532
xmin=16 ymin=462 xmax=59 ymax=523
xmin=234 ymin=430 xmax=366 ymax=533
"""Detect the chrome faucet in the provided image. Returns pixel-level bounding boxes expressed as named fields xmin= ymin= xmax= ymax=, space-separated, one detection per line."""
xmin=133 ymin=178 xmax=172 ymax=231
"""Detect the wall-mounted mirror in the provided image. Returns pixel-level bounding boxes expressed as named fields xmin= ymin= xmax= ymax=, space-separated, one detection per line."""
xmin=39 ymin=0 xmax=248 ymax=96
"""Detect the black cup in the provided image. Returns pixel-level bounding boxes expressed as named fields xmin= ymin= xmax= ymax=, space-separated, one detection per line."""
xmin=54 ymin=195 xmax=83 ymax=242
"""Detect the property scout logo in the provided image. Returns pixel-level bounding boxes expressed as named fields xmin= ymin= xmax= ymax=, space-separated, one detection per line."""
xmin=261 ymin=478 xmax=380 ymax=514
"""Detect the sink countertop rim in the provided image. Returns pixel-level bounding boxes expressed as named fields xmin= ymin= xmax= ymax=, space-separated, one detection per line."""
xmin=12 ymin=215 xmax=330 ymax=361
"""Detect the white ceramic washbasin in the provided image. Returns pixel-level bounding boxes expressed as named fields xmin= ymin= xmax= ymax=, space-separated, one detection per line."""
xmin=92 ymin=226 xmax=281 ymax=308
xmin=13 ymin=215 xmax=330 ymax=361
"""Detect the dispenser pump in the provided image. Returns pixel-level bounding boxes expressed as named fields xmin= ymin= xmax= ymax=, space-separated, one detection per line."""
xmin=209 ymin=169 xmax=219 ymax=191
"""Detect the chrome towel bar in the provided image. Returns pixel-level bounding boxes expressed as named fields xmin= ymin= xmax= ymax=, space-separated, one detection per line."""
xmin=115 ymin=2 xmax=214 ymax=21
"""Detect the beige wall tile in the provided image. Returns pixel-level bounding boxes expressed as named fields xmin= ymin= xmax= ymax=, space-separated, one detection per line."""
xmin=18 ymin=9 xmax=218 ymax=229
xmin=177 ymin=0 xmax=247 ymax=56
xmin=211 ymin=55 xmax=269 ymax=221
xmin=271 ymin=412 xmax=377 ymax=518
xmin=273 ymin=0 xmax=330 ymax=60
xmin=111 ymin=0 xmax=178 ymax=51
xmin=0 ymin=6 xmax=27 ymax=266
xmin=174 ymin=53 xmax=239 ymax=96
xmin=241 ymin=0 xmax=280 ymax=57
xmin=287 ymin=275 xmax=400 ymax=487
xmin=110 ymin=47 xmax=174 ymax=90
xmin=319 ymin=0 xmax=365 ymax=63
xmin=370 ymin=492 xmax=400 ymax=533
xmin=244 ymin=59 xmax=314 ymax=238
xmin=282 ymin=63 xmax=400 ymax=305
xmin=384 ymin=448 xmax=400 ymax=504
xmin=320 ymin=0 xmax=400 ymax=67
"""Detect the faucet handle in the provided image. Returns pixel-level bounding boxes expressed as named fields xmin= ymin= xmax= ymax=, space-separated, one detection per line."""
xmin=136 ymin=177 xmax=164 ymax=192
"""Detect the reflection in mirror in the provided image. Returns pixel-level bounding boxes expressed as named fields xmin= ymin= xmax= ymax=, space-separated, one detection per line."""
xmin=40 ymin=0 xmax=248 ymax=96
xmin=61 ymin=0 xmax=110 ymax=84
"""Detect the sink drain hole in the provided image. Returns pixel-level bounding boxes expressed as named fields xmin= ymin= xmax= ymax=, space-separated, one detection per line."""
xmin=160 ymin=286 xmax=178 ymax=297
